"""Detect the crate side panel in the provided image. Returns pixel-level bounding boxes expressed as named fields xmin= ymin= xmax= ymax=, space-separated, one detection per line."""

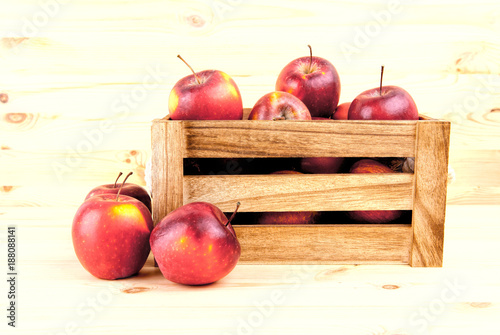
xmin=184 ymin=174 xmax=414 ymax=212
xmin=182 ymin=120 xmax=417 ymax=158
xmin=234 ymin=225 xmax=412 ymax=264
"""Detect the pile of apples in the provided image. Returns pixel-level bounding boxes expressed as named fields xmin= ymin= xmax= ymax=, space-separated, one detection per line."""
xmin=168 ymin=46 xmax=418 ymax=122
xmin=168 ymin=46 xmax=417 ymax=226
xmin=72 ymin=47 xmax=419 ymax=285
xmin=72 ymin=172 xmax=241 ymax=285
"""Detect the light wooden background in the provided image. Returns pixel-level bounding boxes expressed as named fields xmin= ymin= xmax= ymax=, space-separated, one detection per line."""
xmin=1 ymin=0 xmax=499 ymax=334
xmin=1 ymin=0 xmax=499 ymax=206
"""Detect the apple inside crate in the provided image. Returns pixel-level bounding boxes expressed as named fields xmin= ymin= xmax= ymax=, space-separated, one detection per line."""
xmin=151 ymin=109 xmax=450 ymax=267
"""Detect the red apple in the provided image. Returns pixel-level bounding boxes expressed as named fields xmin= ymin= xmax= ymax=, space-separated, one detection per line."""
xmin=311 ymin=116 xmax=332 ymax=120
xmin=332 ymin=102 xmax=350 ymax=120
xmin=275 ymin=45 xmax=341 ymax=118
xmin=348 ymin=66 xmax=418 ymax=120
xmin=348 ymin=159 xmax=403 ymax=224
xmin=300 ymin=157 xmax=344 ymax=174
xmin=85 ymin=172 xmax=151 ymax=212
xmin=150 ymin=202 xmax=241 ymax=285
xmin=168 ymin=55 xmax=243 ymax=120
xmin=259 ymin=210 xmax=318 ymax=225
xmin=72 ymin=187 xmax=153 ymax=280
xmin=258 ymin=171 xmax=318 ymax=224
xmin=248 ymin=91 xmax=311 ymax=120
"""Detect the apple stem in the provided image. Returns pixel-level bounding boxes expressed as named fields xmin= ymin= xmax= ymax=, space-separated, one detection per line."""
xmin=379 ymin=65 xmax=385 ymax=95
xmin=114 ymin=172 xmax=123 ymax=188
xmin=177 ymin=55 xmax=201 ymax=85
xmin=307 ymin=45 xmax=313 ymax=73
xmin=116 ymin=172 xmax=133 ymax=201
xmin=226 ymin=202 xmax=241 ymax=227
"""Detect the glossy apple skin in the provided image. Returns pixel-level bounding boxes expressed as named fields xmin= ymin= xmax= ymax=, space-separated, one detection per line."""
xmin=168 ymin=70 xmax=243 ymax=120
xmin=301 ymin=157 xmax=344 ymax=174
xmin=276 ymin=56 xmax=340 ymax=118
xmin=259 ymin=211 xmax=318 ymax=225
xmin=72 ymin=194 xmax=153 ymax=280
xmin=348 ymin=159 xmax=402 ymax=224
xmin=248 ymin=91 xmax=311 ymax=120
xmin=85 ymin=183 xmax=151 ymax=213
xmin=348 ymin=86 xmax=418 ymax=120
xmin=258 ymin=171 xmax=318 ymax=224
xmin=150 ymin=202 xmax=241 ymax=285
xmin=332 ymin=102 xmax=350 ymax=120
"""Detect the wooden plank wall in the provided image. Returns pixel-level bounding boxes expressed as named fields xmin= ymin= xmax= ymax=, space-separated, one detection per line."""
xmin=1 ymin=0 xmax=499 ymax=208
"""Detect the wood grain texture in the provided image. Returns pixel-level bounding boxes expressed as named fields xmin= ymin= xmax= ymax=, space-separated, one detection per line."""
xmin=0 ymin=0 xmax=499 ymax=332
xmin=1 ymin=1 xmax=499 ymax=78
xmin=179 ymin=119 xmax=417 ymax=158
xmin=447 ymin=149 xmax=500 ymax=205
xmin=185 ymin=173 xmax=414 ymax=212
xmin=235 ymin=224 xmax=412 ymax=264
xmin=1 ymin=205 xmax=500 ymax=335
xmin=151 ymin=121 xmax=183 ymax=225
xmin=1 ymin=74 xmax=498 ymax=203
xmin=151 ymin=121 xmax=166 ymax=226
xmin=411 ymin=121 xmax=451 ymax=267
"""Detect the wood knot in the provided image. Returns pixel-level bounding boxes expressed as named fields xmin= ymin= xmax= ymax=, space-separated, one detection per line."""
xmin=382 ymin=284 xmax=400 ymax=290
xmin=485 ymin=108 xmax=500 ymax=122
xmin=4 ymin=113 xmax=27 ymax=123
xmin=1 ymin=112 xmax=40 ymax=131
xmin=121 ymin=286 xmax=152 ymax=294
xmin=0 ymin=93 xmax=8 ymax=103
xmin=454 ymin=51 xmax=496 ymax=74
xmin=1 ymin=37 xmax=29 ymax=49
xmin=185 ymin=14 xmax=206 ymax=28
xmin=1 ymin=186 xmax=14 ymax=192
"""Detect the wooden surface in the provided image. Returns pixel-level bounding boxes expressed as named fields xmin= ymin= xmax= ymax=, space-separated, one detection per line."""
xmin=1 ymin=0 xmax=500 ymax=333
xmin=1 ymin=205 xmax=499 ymax=335
xmin=1 ymin=0 xmax=499 ymax=208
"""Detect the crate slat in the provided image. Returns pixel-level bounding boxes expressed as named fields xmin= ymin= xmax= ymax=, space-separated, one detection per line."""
xmin=153 ymin=119 xmax=418 ymax=158
xmin=184 ymin=174 xmax=414 ymax=212
xmin=235 ymin=224 xmax=412 ymax=264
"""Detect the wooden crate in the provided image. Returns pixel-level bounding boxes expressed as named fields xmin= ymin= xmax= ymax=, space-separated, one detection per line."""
xmin=151 ymin=110 xmax=450 ymax=267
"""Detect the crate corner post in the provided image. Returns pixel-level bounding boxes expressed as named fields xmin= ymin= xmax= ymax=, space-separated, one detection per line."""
xmin=410 ymin=120 xmax=451 ymax=267
xmin=151 ymin=120 xmax=185 ymax=227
